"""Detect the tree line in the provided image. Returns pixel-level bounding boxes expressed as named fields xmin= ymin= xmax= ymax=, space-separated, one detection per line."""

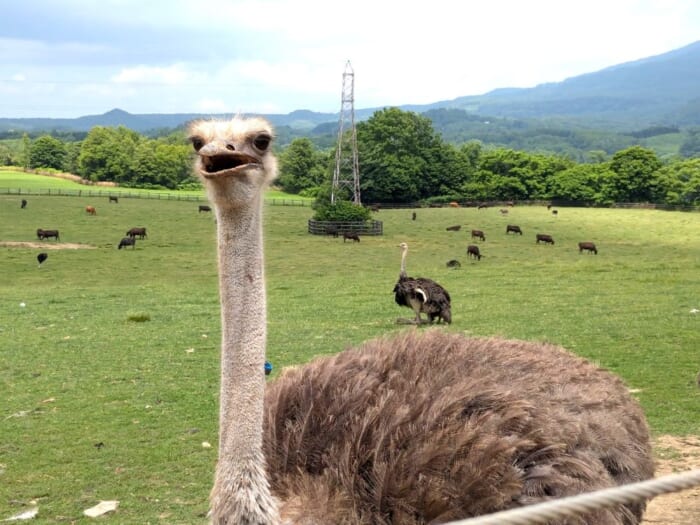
xmin=3 ymin=108 xmax=700 ymax=205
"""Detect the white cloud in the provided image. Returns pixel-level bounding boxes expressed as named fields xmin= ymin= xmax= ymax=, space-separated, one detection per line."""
xmin=111 ymin=64 xmax=191 ymax=85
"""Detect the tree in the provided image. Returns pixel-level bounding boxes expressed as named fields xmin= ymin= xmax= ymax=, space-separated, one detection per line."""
xmin=78 ymin=126 xmax=140 ymax=182
xmin=606 ymin=146 xmax=662 ymax=202
xmin=129 ymin=140 xmax=192 ymax=189
xmin=656 ymin=158 xmax=700 ymax=205
xmin=547 ymin=164 xmax=612 ymax=203
xmin=277 ymin=138 xmax=327 ymax=194
xmin=28 ymin=135 xmax=66 ymax=170
xmin=357 ymin=108 xmax=446 ymax=203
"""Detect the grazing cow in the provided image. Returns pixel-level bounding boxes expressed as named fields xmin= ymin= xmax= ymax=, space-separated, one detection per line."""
xmin=471 ymin=229 xmax=486 ymax=241
xmin=37 ymin=228 xmax=59 ymax=241
xmin=343 ymin=232 xmax=360 ymax=243
xmin=446 ymin=225 xmax=461 ymax=231
xmin=199 ymin=205 xmax=212 ymax=213
xmin=449 ymin=201 xmax=460 ymax=208
xmin=118 ymin=237 xmax=136 ymax=250
xmin=506 ymin=224 xmax=522 ymax=235
xmin=547 ymin=204 xmax=553 ymax=210
xmin=37 ymin=253 xmax=48 ymax=267
xmin=536 ymin=233 xmax=555 ymax=245
xmin=411 ymin=211 xmax=417 ymax=221
xmin=466 ymin=244 xmax=482 ymax=260
xmin=477 ymin=202 xmax=489 ymax=210
xmin=499 ymin=208 xmax=509 ymax=215
xmin=109 ymin=196 xmax=119 ymax=203
xmin=506 ymin=200 xmax=515 ymax=207
xmin=127 ymin=227 xmax=147 ymax=239
xmin=446 ymin=259 xmax=461 ymax=268
xmin=552 ymin=209 xmax=558 ymax=216
xmin=325 ymin=226 xmax=339 ymax=238
xmin=21 ymin=199 xmax=27 ymax=209
xmin=578 ymin=241 xmax=598 ymax=254
xmin=85 ymin=206 xmax=96 ymax=215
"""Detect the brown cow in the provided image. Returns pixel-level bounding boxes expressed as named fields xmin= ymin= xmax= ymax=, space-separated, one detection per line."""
xmin=85 ymin=206 xmax=97 ymax=215
xmin=37 ymin=228 xmax=59 ymax=241
xmin=466 ymin=245 xmax=482 ymax=260
xmin=506 ymin=224 xmax=522 ymax=235
xmin=199 ymin=205 xmax=212 ymax=213
xmin=471 ymin=229 xmax=486 ymax=241
xmin=343 ymin=232 xmax=360 ymax=243
xmin=127 ymin=227 xmax=147 ymax=239
xmin=578 ymin=241 xmax=598 ymax=254
xmin=536 ymin=233 xmax=555 ymax=245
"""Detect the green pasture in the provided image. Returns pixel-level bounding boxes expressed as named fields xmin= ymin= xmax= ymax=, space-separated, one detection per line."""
xmin=0 ymin=169 xmax=310 ymax=202
xmin=1 ymin=191 xmax=699 ymax=523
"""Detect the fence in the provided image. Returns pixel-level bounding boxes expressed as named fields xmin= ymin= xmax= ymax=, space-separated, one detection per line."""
xmin=0 ymin=187 xmax=311 ymax=206
xmin=308 ymin=220 xmax=383 ymax=236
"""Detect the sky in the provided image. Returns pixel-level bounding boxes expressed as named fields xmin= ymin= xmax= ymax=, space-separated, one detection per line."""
xmin=0 ymin=0 xmax=699 ymax=119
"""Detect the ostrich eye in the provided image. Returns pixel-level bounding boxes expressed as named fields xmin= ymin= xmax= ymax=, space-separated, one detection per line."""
xmin=190 ymin=136 xmax=204 ymax=151
xmin=253 ymin=134 xmax=271 ymax=151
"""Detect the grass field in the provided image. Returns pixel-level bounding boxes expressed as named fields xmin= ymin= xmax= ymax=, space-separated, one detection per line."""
xmin=1 ymin=186 xmax=699 ymax=523
xmin=0 ymin=169 xmax=311 ymax=202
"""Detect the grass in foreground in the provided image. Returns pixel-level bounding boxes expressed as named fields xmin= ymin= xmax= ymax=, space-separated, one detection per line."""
xmin=1 ymin=195 xmax=699 ymax=523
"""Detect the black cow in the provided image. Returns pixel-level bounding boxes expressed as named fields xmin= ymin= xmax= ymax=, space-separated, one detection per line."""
xmin=471 ymin=229 xmax=486 ymax=241
xmin=199 ymin=205 xmax=212 ymax=213
xmin=21 ymin=199 xmax=27 ymax=209
xmin=343 ymin=232 xmax=360 ymax=243
xmin=536 ymin=233 xmax=555 ymax=245
xmin=109 ymin=196 xmax=119 ymax=203
xmin=118 ymin=237 xmax=136 ymax=250
xmin=446 ymin=225 xmax=461 ymax=231
xmin=127 ymin=227 xmax=147 ymax=239
xmin=466 ymin=245 xmax=482 ymax=260
xmin=506 ymin=224 xmax=522 ymax=235
xmin=578 ymin=241 xmax=598 ymax=254
xmin=37 ymin=228 xmax=59 ymax=241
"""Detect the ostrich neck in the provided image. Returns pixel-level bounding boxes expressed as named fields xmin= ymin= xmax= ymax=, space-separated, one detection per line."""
xmin=212 ymin=196 xmax=280 ymax=523
xmin=400 ymin=248 xmax=408 ymax=278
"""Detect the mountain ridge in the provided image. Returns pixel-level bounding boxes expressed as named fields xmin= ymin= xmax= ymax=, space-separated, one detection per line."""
xmin=1 ymin=40 xmax=699 ymax=134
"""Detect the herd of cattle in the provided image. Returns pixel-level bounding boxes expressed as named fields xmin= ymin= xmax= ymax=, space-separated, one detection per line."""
xmin=23 ymin=196 xmax=212 ymax=257
xmin=447 ymin=206 xmax=598 ymax=263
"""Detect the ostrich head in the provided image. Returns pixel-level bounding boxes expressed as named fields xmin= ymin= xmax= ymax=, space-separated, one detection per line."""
xmin=189 ymin=117 xmax=277 ymax=210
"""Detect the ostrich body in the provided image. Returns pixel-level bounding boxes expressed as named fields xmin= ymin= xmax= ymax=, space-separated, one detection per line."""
xmin=191 ymin=117 xmax=653 ymax=525
xmin=393 ymin=242 xmax=452 ymax=324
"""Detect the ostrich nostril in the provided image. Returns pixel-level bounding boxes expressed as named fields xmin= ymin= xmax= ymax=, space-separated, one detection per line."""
xmin=226 ymin=143 xmax=235 ymax=151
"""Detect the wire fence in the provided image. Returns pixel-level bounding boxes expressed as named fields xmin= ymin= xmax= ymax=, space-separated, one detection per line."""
xmin=0 ymin=187 xmax=311 ymax=206
xmin=2 ymin=187 xmax=698 ymax=212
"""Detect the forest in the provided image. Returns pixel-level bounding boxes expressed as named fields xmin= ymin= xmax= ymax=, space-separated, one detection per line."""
xmin=1 ymin=107 xmax=699 ymax=206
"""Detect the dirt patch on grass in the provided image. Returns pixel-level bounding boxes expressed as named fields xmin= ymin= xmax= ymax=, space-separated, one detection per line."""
xmin=642 ymin=435 xmax=700 ymax=524
xmin=0 ymin=241 xmax=95 ymax=250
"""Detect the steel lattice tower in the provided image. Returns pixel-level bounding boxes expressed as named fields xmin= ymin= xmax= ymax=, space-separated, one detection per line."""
xmin=331 ymin=61 xmax=361 ymax=205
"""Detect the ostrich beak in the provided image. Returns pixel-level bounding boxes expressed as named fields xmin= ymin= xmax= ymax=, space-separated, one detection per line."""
xmin=197 ymin=143 xmax=262 ymax=179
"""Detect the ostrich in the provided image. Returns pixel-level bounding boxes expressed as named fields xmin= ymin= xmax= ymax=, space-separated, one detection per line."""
xmin=393 ymin=242 xmax=451 ymax=325
xmin=190 ymin=116 xmax=654 ymax=525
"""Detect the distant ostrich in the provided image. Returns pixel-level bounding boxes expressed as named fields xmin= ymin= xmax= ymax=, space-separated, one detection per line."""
xmin=190 ymin=116 xmax=654 ymax=525
xmin=393 ymin=242 xmax=452 ymax=324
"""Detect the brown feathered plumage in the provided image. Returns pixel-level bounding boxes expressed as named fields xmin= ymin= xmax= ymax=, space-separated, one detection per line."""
xmin=264 ymin=330 xmax=653 ymax=525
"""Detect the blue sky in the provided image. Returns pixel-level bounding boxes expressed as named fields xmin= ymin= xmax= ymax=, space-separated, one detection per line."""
xmin=1 ymin=0 xmax=698 ymax=118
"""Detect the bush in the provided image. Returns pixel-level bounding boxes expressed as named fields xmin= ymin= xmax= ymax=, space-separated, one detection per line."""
xmin=312 ymin=200 xmax=371 ymax=222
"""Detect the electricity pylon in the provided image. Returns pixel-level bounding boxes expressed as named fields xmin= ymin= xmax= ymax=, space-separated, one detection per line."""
xmin=331 ymin=60 xmax=361 ymax=205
